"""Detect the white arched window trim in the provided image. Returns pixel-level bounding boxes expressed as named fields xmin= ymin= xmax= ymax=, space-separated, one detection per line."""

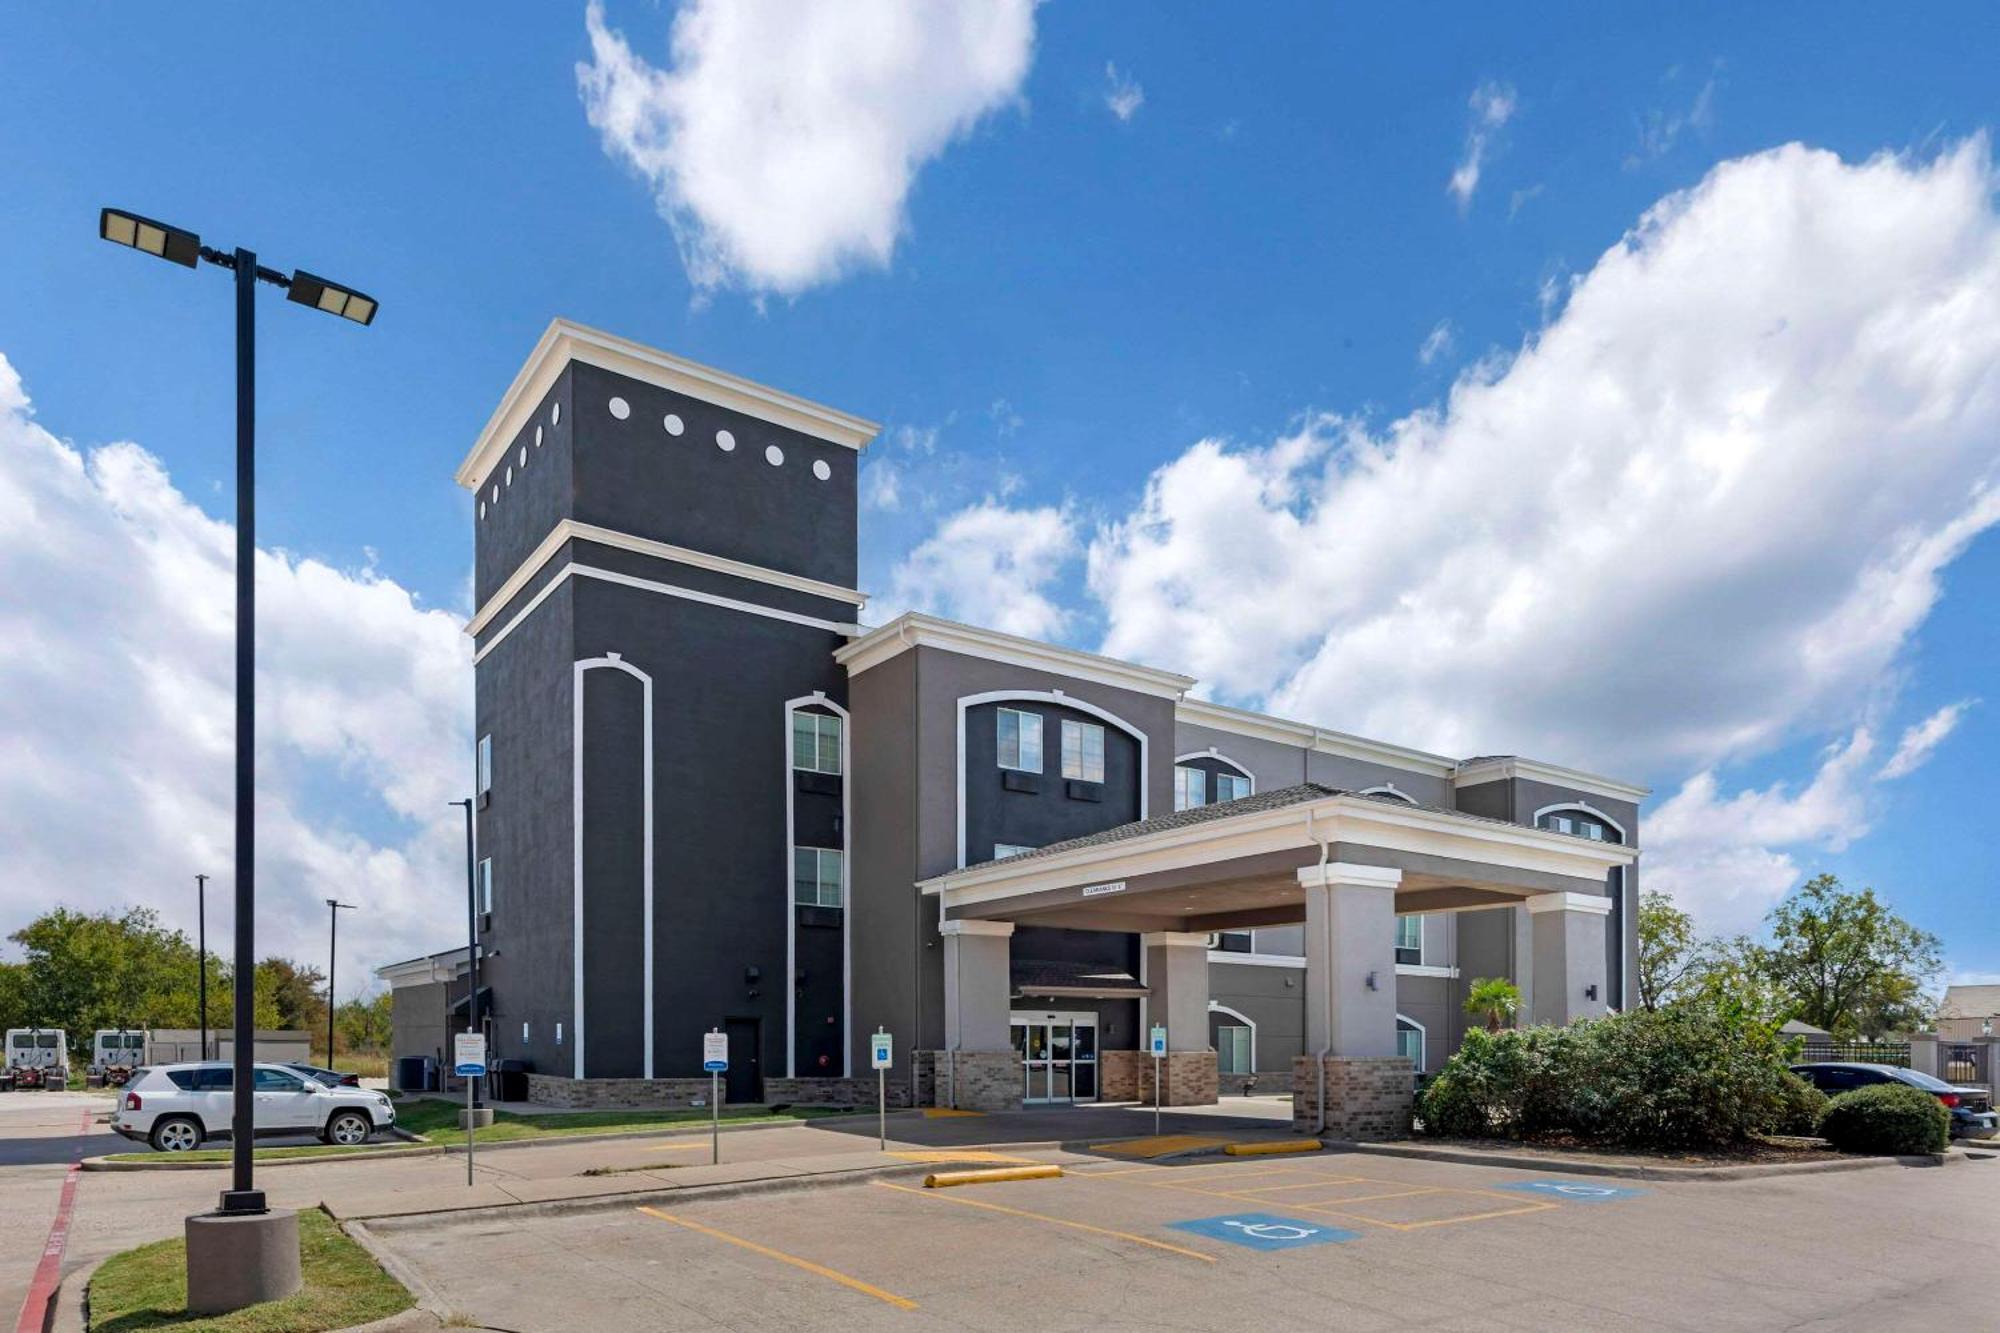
xmin=1395 ymin=1012 xmax=1426 ymax=1072
xmin=1209 ymin=1001 xmax=1258 ymax=1073
xmin=1173 ymin=749 xmax=1256 ymax=789
xmin=573 ymin=653 xmax=654 ymax=1080
xmin=1359 ymin=784 xmax=1418 ymax=804
xmin=1531 ymin=801 xmax=1628 ymax=839
xmin=955 ymin=689 xmax=1149 ymax=868
xmin=784 ymin=692 xmax=852 ymax=1079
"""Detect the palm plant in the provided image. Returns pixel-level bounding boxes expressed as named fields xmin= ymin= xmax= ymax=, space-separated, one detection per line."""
xmin=1464 ymin=977 xmax=1521 ymax=1033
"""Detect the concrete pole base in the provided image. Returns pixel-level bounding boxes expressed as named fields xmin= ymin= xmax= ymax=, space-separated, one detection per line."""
xmin=459 ymin=1107 xmax=495 ymax=1129
xmin=184 ymin=1208 xmax=302 ymax=1315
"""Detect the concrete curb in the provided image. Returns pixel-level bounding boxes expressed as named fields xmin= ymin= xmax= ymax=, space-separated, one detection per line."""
xmin=47 ymin=1258 xmax=98 ymax=1333
xmin=80 ymin=1112 xmax=847 ymax=1171
xmin=351 ymin=1159 xmax=944 ymax=1230
xmin=340 ymin=1217 xmax=453 ymax=1330
xmin=1329 ymin=1139 xmax=1970 ymax=1180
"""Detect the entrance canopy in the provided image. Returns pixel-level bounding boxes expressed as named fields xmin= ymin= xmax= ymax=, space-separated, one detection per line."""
xmin=921 ymin=784 xmax=1638 ymax=933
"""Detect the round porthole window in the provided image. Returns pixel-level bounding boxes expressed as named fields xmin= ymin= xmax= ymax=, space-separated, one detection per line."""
xmin=478 ymin=501 xmax=486 ymax=519
xmin=812 ymin=459 xmax=832 ymax=481
xmin=609 ymin=396 xmax=630 ymax=420
xmin=551 ymin=402 xmax=561 ymax=426
xmin=518 ymin=446 xmax=527 ymax=467
xmin=716 ymin=429 xmax=736 ymax=452
xmin=664 ymin=413 xmax=684 ymax=436
xmin=490 ymin=484 xmax=498 ymax=503
xmin=505 ymin=466 xmax=513 ymax=486
xmin=535 ymin=426 xmax=543 ymax=447
xmin=765 ymin=444 xmax=784 ymax=466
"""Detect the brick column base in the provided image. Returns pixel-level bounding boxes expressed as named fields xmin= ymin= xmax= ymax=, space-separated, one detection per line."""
xmin=1291 ymin=1056 xmax=1413 ymax=1140
xmin=1125 ymin=1051 xmax=1219 ymax=1106
xmin=940 ymin=1050 xmax=1022 ymax=1112
xmin=1098 ymin=1050 xmax=1141 ymax=1101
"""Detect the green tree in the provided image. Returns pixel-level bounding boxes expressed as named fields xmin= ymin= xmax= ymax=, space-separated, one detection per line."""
xmin=1636 ymin=891 xmax=1708 ymax=1011
xmin=1754 ymin=874 xmax=1941 ymax=1036
xmin=3 ymin=908 xmax=208 ymax=1058
xmin=1463 ymin=977 xmax=1521 ymax=1032
xmin=335 ymin=992 xmax=393 ymax=1053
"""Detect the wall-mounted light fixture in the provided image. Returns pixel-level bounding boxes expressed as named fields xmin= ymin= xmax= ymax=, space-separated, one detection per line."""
xmin=1584 ymin=983 xmax=1599 ymax=1001
xmin=1365 ymin=971 xmax=1379 ymax=992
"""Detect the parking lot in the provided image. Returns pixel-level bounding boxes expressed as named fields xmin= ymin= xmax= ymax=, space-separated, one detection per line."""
xmin=371 ymin=1143 xmax=2000 ymax=1331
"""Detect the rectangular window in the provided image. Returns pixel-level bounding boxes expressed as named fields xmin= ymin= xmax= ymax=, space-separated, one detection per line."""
xmin=478 ymin=858 xmax=493 ymax=915
xmin=793 ymin=846 xmax=845 ymax=907
xmin=522 ymin=1022 xmax=531 ymax=1043
xmin=993 ymin=843 xmax=1036 ymax=859
xmin=1397 ymin=1024 xmax=1424 ymax=1069
xmin=1060 ymin=719 xmax=1105 ymax=782
xmin=791 ymin=711 xmax=843 ymax=775
xmin=1215 ymin=930 xmax=1252 ymax=953
xmin=997 ymin=708 xmax=1043 ymax=772
xmin=1214 ymin=771 xmax=1251 ymax=803
xmin=1217 ymin=1025 xmax=1252 ymax=1075
xmin=1174 ymin=765 xmax=1207 ymax=811
xmin=1394 ymin=914 xmax=1422 ymax=966
xmin=476 ymin=734 xmax=493 ymax=794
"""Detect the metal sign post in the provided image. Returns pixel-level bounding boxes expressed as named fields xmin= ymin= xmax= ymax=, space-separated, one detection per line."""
xmin=454 ymin=1031 xmax=487 ymax=1186
xmin=702 ymin=1028 xmax=728 ymax=1166
xmin=871 ymin=1029 xmax=894 ymax=1152
xmin=1149 ymin=1023 xmax=1167 ymax=1135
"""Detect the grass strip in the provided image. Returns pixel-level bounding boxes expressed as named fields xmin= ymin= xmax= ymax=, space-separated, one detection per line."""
xmin=86 ymin=1207 xmax=412 ymax=1332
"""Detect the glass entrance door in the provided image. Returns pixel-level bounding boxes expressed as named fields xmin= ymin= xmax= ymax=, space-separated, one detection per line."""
xmin=1009 ymin=1012 xmax=1099 ymax=1104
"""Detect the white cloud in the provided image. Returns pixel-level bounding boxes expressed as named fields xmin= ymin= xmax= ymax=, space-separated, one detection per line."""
xmin=1103 ymin=62 xmax=1144 ymax=122
xmin=1089 ymin=139 xmax=2000 ymax=790
xmin=1878 ymin=700 xmax=1974 ymax=780
xmin=1628 ymin=67 xmax=1718 ymax=168
xmin=885 ymin=501 xmax=1078 ymax=639
xmin=861 ymin=458 xmax=903 ymax=512
xmin=1643 ymin=732 xmax=1877 ymax=933
xmin=1417 ymin=319 xmax=1455 ymax=366
xmin=0 ymin=353 xmax=469 ymax=976
xmin=577 ymin=0 xmax=1038 ymax=296
xmin=1447 ymin=80 xmax=1516 ymax=211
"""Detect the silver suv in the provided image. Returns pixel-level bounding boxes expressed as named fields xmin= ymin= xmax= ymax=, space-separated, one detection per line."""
xmin=111 ymin=1061 xmax=395 ymax=1152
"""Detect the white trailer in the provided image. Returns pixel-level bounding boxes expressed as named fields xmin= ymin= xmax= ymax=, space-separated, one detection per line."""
xmin=2 ymin=1029 xmax=69 ymax=1091
xmin=90 ymin=1029 xmax=149 ymax=1086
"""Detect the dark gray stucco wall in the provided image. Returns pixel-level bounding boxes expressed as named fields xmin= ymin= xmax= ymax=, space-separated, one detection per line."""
xmin=962 ymin=697 xmax=1142 ymax=862
xmin=568 ymin=362 xmax=858 ymax=591
xmin=848 ymin=650 xmax=926 ymax=1077
xmin=472 ymin=578 xmax=575 ymax=1077
xmin=1209 ymin=962 xmax=1308 ymax=1073
xmin=474 ymin=367 xmax=575 ymax=607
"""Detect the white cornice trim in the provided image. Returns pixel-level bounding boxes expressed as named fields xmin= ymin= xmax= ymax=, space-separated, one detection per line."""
xmin=1140 ymin=932 xmax=1211 ymax=949
xmin=1523 ymin=891 xmax=1615 ymax=916
xmin=1455 ymin=757 xmax=1649 ymax=803
xmin=923 ymin=791 xmax=1638 ymax=908
xmin=940 ymin=919 xmax=1015 ymax=938
xmin=468 ymin=518 xmax=867 ymax=638
xmin=838 ymin=612 xmax=1196 ymax=700
xmin=472 ymin=563 xmax=859 ymax=666
xmin=457 ymin=318 xmax=882 ymax=491
xmin=1298 ymin=862 xmax=1404 ymax=890
xmin=1175 ymin=698 xmax=1459 ymax=778
xmin=375 ymin=949 xmax=468 ymax=988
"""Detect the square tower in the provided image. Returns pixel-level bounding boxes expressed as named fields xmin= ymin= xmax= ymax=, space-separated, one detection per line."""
xmin=459 ymin=321 xmax=877 ymax=1096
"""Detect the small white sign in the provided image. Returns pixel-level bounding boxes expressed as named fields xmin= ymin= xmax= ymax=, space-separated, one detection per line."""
xmin=454 ymin=1032 xmax=488 ymax=1077
xmin=871 ymin=1031 xmax=893 ymax=1070
xmin=1080 ymin=881 xmax=1126 ymax=898
xmin=702 ymin=1030 xmax=728 ymax=1073
xmin=1149 ymin=1025 xmax=1167 ymax=1057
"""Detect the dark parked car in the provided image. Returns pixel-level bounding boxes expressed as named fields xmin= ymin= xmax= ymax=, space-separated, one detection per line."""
xmin=1791 ymin=1062 xmax=1997 ymax=1140
xmin=283 ymin=1061 xmax=362 ymax=1088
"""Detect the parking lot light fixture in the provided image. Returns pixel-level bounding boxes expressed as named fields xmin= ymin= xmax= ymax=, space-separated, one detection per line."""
xmin=99 ymin=207 xmax=201 ymax=268
xmin=286 ymin=270 xmax=378 ymax=325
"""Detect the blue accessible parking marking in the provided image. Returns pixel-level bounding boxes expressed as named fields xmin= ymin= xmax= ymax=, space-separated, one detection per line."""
xmin=1495 ymin=1179 xmax=1648 ymax=1202
xmin=1169 ymin=1214 xmax=1359 ymax=1250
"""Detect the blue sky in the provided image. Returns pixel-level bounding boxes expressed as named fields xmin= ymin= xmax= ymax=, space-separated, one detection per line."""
xmin=2 ymin=4 xmax=1996 ymax=981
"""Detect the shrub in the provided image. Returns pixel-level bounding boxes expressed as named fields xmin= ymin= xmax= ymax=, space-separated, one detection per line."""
xmin=1415 ymin=1001 xmax=1812 ymax=1151
xmin=1769 ymin=1072 xmax=1830 ymax=1137
xmin=1816 ymin=1083 xmax=1950 ymax=1156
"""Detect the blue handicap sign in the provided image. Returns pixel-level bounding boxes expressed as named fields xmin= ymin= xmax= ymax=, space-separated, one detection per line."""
xmin=454 ymin=1063 xmax=485 ymax=1077
xmin=703 ymin=1059 xmax=727 ymax=1072
xmin=1496 ymin=1179 xmax=1647 ymax=1202
xmin=1169 ymin=1213 xmax=1358 ymax=1250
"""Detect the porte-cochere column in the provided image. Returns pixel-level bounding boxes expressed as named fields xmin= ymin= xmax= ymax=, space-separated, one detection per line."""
xmin=1295 ymin=862 xmax=1414 ymax=1139
xmin=940 ymin=920 xmax=1021 ymax=1112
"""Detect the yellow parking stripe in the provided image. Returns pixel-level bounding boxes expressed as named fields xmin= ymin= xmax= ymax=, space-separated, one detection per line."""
xmin=872 ymin=1181 xmax=1216 ymax=1262
xmin=886 ymin=1150 xmax=1036 ymax=1165
xmin=635 ymin=1206 xmax=917 ymax=1310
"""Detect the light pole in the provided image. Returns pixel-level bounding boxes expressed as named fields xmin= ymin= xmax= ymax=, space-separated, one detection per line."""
xmin=195 ymin=874 xmax=209 ymax=1061
xmin=324 ymin=900 xmax=357 ymax=1066
xmin=100 ymin=206 xmax=375 ymax=1313
xmin=447 ymin=798 xmax=481 ymax=1109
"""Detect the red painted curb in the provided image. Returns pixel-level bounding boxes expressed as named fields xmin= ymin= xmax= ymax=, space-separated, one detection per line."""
xmin=14 ymin=1109 xmax=93 ymax=1333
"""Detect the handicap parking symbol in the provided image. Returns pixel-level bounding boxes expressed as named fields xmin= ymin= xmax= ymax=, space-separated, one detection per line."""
xmin=1496 ymin=1179 xmax=1647 ymax=1202
xmin=1169 ymin=1213 xmax=1359 ymax=1250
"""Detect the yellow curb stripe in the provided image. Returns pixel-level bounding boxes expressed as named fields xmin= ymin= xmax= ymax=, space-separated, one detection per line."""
xmin=886 ymin=1150 xmax=1036 ymax=1165
xmin=872 ymin=1181 xmax=1215 ymax=1262
xmin=635 ymin=1206 xmax=917 ymax=1310
xmin=1223 ymin=1139 xmax=1322 ymax=1156
xmin=924 ymin=1164 xmax=1063 ymax=1188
